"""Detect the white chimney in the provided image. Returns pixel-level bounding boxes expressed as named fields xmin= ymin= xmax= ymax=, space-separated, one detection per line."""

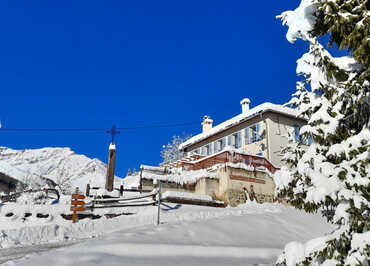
xmin=202 ymin=115 xmax=213 ymax=133
xmin=240 ymin=98 xmax=250 ymax=114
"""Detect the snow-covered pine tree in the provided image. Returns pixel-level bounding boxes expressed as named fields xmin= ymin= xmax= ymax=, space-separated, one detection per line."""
xmin=160 ymin=134 xmax=191 ymax=163
xmin=274 ymin=0 xmax=369 ymax=265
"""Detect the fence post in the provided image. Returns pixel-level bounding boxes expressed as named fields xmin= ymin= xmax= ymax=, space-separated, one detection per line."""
xmin=86 ymin=183 xmax=90 ymax=197
xmin=157 ymin=182 xmax=161 ymax=225
xmin=120 ymin=181 xmax=124 ymax=197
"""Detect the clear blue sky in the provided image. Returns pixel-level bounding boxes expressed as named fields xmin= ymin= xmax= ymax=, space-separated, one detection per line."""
xmin=1 ymin=0 xmax=308 ymax=177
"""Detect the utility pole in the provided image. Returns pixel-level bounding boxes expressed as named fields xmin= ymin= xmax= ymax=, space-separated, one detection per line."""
xmin=105 ymin=126 xmax=119 ymax=192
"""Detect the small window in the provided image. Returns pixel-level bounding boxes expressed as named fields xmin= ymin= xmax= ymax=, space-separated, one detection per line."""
xmin=222 ymin=137 xmax=226 ymax=150
xmin=214 ymin=141 xmax=218 ymax=153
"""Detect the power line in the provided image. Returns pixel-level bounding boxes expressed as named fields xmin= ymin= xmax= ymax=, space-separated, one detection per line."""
xmin=0 ymin=121 xmax=199 ymax=132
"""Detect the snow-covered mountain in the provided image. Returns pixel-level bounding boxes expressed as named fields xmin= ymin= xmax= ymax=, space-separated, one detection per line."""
xmin=0 ymin=146 xmax=121 ymax=192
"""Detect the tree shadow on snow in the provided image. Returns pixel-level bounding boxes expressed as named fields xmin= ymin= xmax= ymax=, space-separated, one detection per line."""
xmin=161 ymin=203 xmax=182 ymax=211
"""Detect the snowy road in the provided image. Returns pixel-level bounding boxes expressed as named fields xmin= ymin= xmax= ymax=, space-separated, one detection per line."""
xmin=1 ymin=203 xmax=333 ymax=266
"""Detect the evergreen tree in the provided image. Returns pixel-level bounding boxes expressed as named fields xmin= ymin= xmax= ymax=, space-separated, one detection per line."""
xmin=160 ymin=134 xmax=192 ymax=163
xmin=126 ymin=168 xmax=132 ymax=177
xmin=274 ymin=0 xmax=369 ymax=265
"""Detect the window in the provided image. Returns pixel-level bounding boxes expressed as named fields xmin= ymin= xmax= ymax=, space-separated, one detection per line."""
xmin=221 ymin=137 xmax=226 ymax=150
xmin=227 ymin=132 xmax=242 ymax=149
xmin=205 ymin=143 xmax=212 ymax=155
xmin=201 ymin=146 xmax=205 ymax=155
xmin=235 ymin=131 xmax=242 ymax=148
xmin=244 ymin=128 xmax=249 ymax=145
xmin=293 ymin=125 xmax=301 ymax=143
xmin=250 ymin=123 xmax=260 ymax=143
xmin=214 ymin=141 xmax=218 ymax=153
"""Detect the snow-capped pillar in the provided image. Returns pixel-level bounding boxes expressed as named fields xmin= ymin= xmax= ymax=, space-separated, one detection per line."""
xmin=105 ymin=143 xmax=116 ymax=192
xmin=240 ymin=98 xmax=250 ymax=114
xmin=202 ymin=115 xmax=213 ymax=133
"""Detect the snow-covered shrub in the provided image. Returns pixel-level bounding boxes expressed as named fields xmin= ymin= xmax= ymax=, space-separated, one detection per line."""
xmin=16 ymin=190 xmax=50 ymax=205
xmin=275 ymin=0 xmax=369 ymax=265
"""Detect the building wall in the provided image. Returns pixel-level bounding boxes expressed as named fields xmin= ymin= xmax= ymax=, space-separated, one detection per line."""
xmin=265 ymin=112 xmax=307 ymax=167
xmin=218 ymin=166 xmax=275 ymax=196
xmin=141 ymin=178 xmax=195 ymax=194
xmin=186 ymin=115 xmax=266 ymax=156
xmin=194 ymin=178 xmax=219 ymax=197
xmin=140 ymin=166 xmax=275 ymax=206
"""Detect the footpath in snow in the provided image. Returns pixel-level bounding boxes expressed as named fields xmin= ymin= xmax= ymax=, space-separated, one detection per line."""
xmin=1 ymin=201 xmax=334 ymax=266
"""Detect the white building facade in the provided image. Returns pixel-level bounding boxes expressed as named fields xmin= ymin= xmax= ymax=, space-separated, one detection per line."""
xmin=179 ymin=99 xmax=307 ymax=167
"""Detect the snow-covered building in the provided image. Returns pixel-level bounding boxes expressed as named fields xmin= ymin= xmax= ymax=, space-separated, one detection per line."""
xmin=178 ymin=99 xmax=307 ymax=167
xmin=139 ymin=149 xmax=280 ymax=206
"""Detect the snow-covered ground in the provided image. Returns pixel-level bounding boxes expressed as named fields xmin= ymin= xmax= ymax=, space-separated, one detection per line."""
xmin=0 ymin=199 xmax=334 ymax=265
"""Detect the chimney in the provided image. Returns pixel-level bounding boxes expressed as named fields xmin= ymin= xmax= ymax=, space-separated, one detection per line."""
xmin=240 ymin=98 xmax=250 ymax=114
xmin=202 ymin=115 xmax=213 ymax=133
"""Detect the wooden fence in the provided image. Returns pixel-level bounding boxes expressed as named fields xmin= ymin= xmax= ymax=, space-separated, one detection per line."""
xmin=72 ymin=184 xmax=162 ymax=225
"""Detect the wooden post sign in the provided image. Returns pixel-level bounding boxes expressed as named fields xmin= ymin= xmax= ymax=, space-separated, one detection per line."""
xmin=71 ymin=190 xmax=86 ymax=223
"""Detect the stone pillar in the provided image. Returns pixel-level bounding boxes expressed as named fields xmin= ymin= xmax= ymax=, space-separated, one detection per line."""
xmin=105 ymin=143 xmax=116 ymax=192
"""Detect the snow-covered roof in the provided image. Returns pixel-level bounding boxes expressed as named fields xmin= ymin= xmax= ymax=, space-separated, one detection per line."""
xmin=179 ymin=102 xmax=301 ymax=150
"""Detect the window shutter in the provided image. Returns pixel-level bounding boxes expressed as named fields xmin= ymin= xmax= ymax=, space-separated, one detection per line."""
xmin=256 ymin=123 xmax=260 ymax=140
xmin=237 ymin=131 xmax=241 ymax=148
xmin=245 ymin=128 xmax=249 ymax=144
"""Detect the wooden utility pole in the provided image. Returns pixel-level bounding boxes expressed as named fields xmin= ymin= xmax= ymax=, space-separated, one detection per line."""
xmin=105 ymin=126 xmax=119 ymax=192
xmin=105 ymin=143 xmax=116 ymax=192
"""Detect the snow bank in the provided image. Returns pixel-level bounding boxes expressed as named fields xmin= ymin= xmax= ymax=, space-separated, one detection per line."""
xmin=162 ymin=191 xmax=214 ymax=202
xmin=1 ymin=202 xmax=334 ymax=266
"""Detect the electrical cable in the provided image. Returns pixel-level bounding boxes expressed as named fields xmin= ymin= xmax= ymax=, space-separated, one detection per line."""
xmin=0 ymin=121 xmax=199 ymax=132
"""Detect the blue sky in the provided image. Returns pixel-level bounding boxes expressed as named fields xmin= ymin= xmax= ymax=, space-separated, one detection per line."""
xmin=0 ymin=0 xmax=308 ymax=177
